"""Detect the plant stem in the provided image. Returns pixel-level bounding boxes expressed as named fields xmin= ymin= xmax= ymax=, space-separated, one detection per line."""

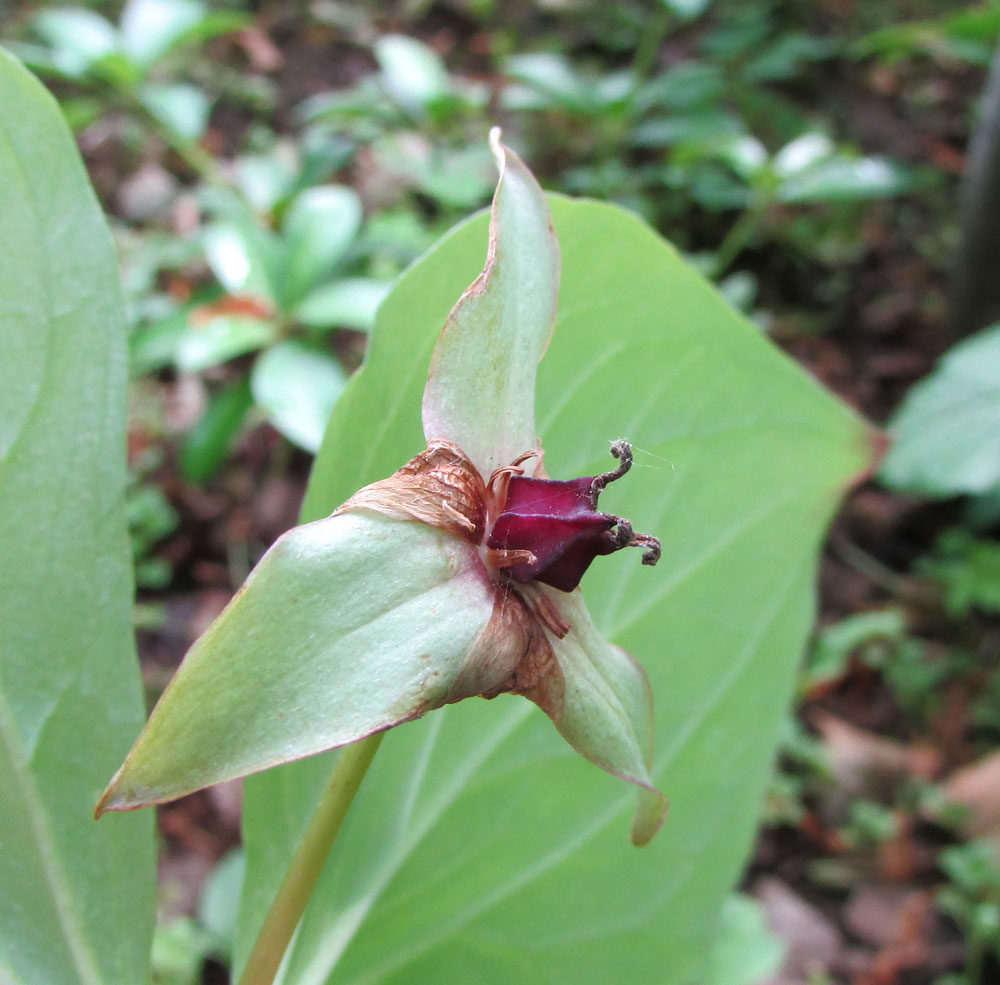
xmin=829 ymin=533 xmax=913 ymax=599
xmin=712 ymin=205 xmax=764 ymax=280
xmin=237 ymin=733 xmax=385 ymax=985
xmin=630 ymin=7 xmax=671 ymax=89
xmin=117 ymin=87 xmax=229 ymax=189
xmin=951 ymin=34 xmax=1000 ymax=338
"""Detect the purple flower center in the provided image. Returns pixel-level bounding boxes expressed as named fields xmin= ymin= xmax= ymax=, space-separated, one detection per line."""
xmin=486 ymin=441 xmax=660 ymax=593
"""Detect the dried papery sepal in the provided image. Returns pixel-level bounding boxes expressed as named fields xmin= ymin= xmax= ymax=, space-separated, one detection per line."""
xmin=335 ymin=439 xmax=487 ymax=542
xmin=448 ymin=587 xmax=562 ymax=713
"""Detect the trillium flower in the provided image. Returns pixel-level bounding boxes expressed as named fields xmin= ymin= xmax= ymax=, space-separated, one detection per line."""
xmin=98 ymin=130 xmax=668 ymax=845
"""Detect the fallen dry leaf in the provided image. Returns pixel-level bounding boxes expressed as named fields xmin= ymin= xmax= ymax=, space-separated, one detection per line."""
xmin=814 ymin=711 xmax=940 ymax=804
xmin=756 ymin=876 xmax=843 ymax=981
xmin=943 ymin=749 xmax=1000 ymax=853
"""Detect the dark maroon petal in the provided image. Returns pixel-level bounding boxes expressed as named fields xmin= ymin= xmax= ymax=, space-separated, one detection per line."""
xmin=485 ymin=441 xmax=661 ymax=593
xmin=499 ymin=475 xmax=597 ymax=517
xmin=528 ymin=531 xmax=625 ymax=592
xmin=489 ymin=509 xmax=617 ymax=590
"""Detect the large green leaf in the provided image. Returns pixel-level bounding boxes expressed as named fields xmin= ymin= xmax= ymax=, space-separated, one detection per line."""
xmin=0 ymin=51 xmax=154 ymax=985
xmin=236 ymin=191 xmax=871 ymax=981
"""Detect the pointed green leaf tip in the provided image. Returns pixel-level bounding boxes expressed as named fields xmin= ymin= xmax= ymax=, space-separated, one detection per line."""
xmin=421 ymin=127 xmax=560 ymax=478
xmin=97 ymin=513 xmax=498 ymax=813
xmin=99 ymin=129 xmax=665 ymax=845
xmin=540 ymin=589 xmax=667 ymax=846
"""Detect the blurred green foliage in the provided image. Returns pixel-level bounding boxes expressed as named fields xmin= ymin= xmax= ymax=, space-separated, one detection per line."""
xmin=939 ymin=841 xmax=1000 ymax=983
xmin=2 ymin=0 xmax=950 ymax=478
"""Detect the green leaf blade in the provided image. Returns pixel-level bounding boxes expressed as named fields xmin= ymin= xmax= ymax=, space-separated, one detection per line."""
xmin=175 ymin=313 xmax=277 ymax=372
xmin=32 ymin=8 xmax=122 ymax=76
xmin=180 ymin=376 xmax=253 ymax=483
xmin=120 ymin=0 xmax=206 ymax=67
xmin=202 ymin=218 xmax=281 ymax=302
xmin=98 ymin=513 xmax=498 ymax=812
xmin=139 ymin=81 xmax=211 ymax=140
xmin=250 ymin=340 xmax=348 ymax=452
xmin=294 ymin=277 xmax=392 ymax=331
xmin=880 ymin=322 xmax=1000 ymax=496
xmin=776 ymin=155 xmax=911 ymax=203
xmin=0 ymin=50 xmax=154 ymax=985
xmin=421 ymin=132 xmax=560 ymax=478
xmin=280 ymin=185 xmax=363 ymax=309
xmin=375 ymin=35 xmax=451 ymax=116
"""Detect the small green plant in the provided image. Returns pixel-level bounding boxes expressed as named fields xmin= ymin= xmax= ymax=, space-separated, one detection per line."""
xmin=183 ymin=184 xmax=389 ymax=458
xmin=852 ymin=6 xmax=1000 ymax=67
xmin=919 ymin=529 xmax=1000 ymax=618
xmin=938 ymin=840 xmax=1000 ymax=983
xmin=500 ymin=47 xmax=911 ymax=281
xmin=129 ymin=177 xmax=393 ymax=478
xmin=127 ymin=449 xmax=180 ymax=589
xmin=300 ymin=33 xmax=496 ymax=211
xmin=801 ymin=607 xmax=909 ymax=694
xmin=762 ymin=715 xmax=831 ymax=826
xmin=841 ymin=798 xmax=898 ymax=850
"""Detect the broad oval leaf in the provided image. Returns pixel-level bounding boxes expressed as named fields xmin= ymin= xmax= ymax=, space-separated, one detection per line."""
xmin=880 ymin=321 xmax=1000 ymax=496
xmin=294 ymin=277 xmax=393 ymax=331
xmin=236 ymin=195 xmax=872 ymax=982
xmin=0 ymin=50 xmax=154 ymax=985
xmin=33 ymin=8 xmax=122 ymax=75
xmin=661 ymin=0 xmax=714 ymax=21
xmin=139 ymin=81 xmax=211 ymax=140
xmin=202 ymin=220 xmax=279 ymax=300
xmin=776 ymin=155 xmax=910 ymax=204
xmin=120 ymin=0 xmax=204 ymax=67
xmin=771 ymin=132 xmax=834 ymax=178
xmin=375 ymin=35 xmax=451 ymax=116
xmin=501 ymin=53 xmax=595 ymax=115
xmin=175 ymin=313 xmax=277 ymax=372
